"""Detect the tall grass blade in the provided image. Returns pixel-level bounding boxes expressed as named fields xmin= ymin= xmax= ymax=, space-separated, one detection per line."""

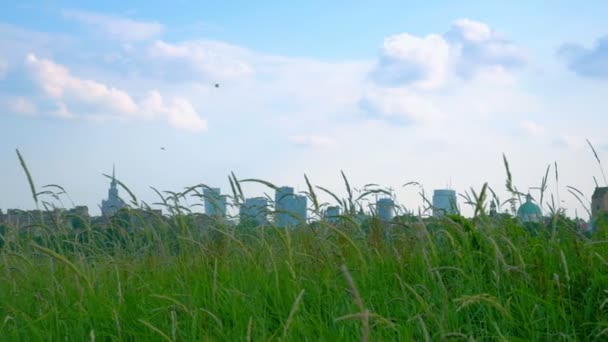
xmin=16 ymin=149 xmax=38 ymax=207
xmin=282 ymin=289 xmax=305 ymax=339
xmin=231 ymin=171 xmax=244 ymax=202
xmin=341 ymin=170 xmax=354 ymax=214
xmin=587 ymin=139 xmax=608 ymax=186
xmin=239 ymin=178 xmax=279 ymax=191
xmin=138 ymin=319 xmax=172 ymax=342
xmin=304 ymin=174 xmax=319 ymax=212
xmin=316 ymin=186 xmax=343 ymax=208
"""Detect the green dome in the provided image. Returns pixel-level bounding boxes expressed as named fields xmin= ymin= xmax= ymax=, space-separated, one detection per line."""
xmin=517 ymin=194 xmax=542 ymax=223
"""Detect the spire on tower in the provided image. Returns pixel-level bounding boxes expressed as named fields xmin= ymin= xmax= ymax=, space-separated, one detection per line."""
xmin=111 ymin=164 xmax=117 ymax=186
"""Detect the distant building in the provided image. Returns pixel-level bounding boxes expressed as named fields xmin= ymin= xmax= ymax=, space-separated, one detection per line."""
xmin=116 ymin=208 xmax=164 ymax=231
xmin=575 ymin=217 xmax=590 ymax=233
xmin=489 ymin=201 xmax=498 ymax=217
xmin=203 ymin=187 xmax=227 ymax=218
xmin=101 ymin=166 xmax=125 ymax=217
xmin=591 ymin=187 xmax=608 ymax=218
xmin=376 ymin=198 xmax=395 ymax=222
xmin=325 ymin=206 xmax=341 ymax=224
xmin=274 ymin=186 xmax=307 ymax=227
xmin=433 ymin=189 xmax=458 ymax=217
xmin=0 ymin=206 xmax=90 ymax=231
xmin=517 ymin=194 xmax=542 ymax=223
xmin=239 ymin=197 xmax=269 ymax=226
xmin=71 ymin=206 xmax=90 ymax=218
xmin=355 ymin=208 xmax=369 ymax=225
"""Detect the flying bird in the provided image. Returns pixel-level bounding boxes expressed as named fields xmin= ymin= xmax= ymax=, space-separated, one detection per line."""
xmin=214 ymin=83 xmax=220 ymax=88
xmin=160 ymin=147 xmax=166 ymax=150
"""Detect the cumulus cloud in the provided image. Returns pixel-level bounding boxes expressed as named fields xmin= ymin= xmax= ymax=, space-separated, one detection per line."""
xmin=147 ymin=40 xmax=254 ymax=81
xmin=141 ymin=91 xmax=207 ymax=132
xmin=447 ymin=19 xmax=526 ymax=78
xmin=62 ymin=9 xmax=164 ymax=41
xmin=370 ymin=18 xmax=525 ymax=89
xmin=362 ymin=18 xmax=527 ymax=126
xmin=558 ymin=36 xmax=608 ymax=79
xmin=520 ymin=120 xmax=546 ymax=137
xmin=370 ymin=33 xmax=450 ymax=89
xmin=26 ymin=54 xmax=138 ymax=114
xmin=24 ymin=54 xmax=207 ymax=132
xmin=359 ymin=87 xmax=443 ymax=125
xmin=288 ymin=135 xmax=337 ymax=148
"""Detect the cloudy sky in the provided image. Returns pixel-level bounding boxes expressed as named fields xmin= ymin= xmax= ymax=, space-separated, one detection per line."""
xmin=1 ymin=0 xmax=607 ymax=217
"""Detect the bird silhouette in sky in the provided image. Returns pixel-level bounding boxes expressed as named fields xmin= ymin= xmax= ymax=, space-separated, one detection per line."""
xmin=214 ymin=83 xmax=220 ymax=88
xmin=160 ymin=147 xmax=166 ymax=150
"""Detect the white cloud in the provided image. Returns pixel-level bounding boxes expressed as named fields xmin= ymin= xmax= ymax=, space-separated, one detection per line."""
xmin=26 ymin=53 xmax=139 ymax=114
xmin=558 ymin=36 xmax=608 ymax=79
xmin=9 ymin=97 xmax=37 ymax=116
xmin=447 ymin=19 xmax=526 ymax=78
xmin=141 ymin=91 xmax=207 ymax=132
xmin=24 ymin=54 xmax=207 ymax=132
xmin=371 ymin=33 xmax=450 ymax=90
xmin=147 ymin=39 xmax=254 ymax=81
xmin=62 ymin=9 xmax=164 ymax=41
xmin=520 ymin=120 xmax=546 ymax=137
xmin=369 ymin=18 xmax=526 ymax=90
xmin=289 ymin=135 xmax=337 ymax=148
xmin=362 ymin=18 xmax=528 ymax=126
xmin=359 ymin=87 xmax=443 ymax=124
xmin=450 ymin=19 xmax=493 ymax=42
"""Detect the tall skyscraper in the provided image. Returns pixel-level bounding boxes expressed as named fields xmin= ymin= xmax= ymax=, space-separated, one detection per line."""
xmin=275 ymin=186 xmax=307 ymax=227
xmin=239 ymin=197 xmax=269 ymax=226
xmin=591 ymin=187 xmax=608 ymax=218
xmin=376 ymin=197 xmax=395 ymax=222
xmin=325 ymin=206 xmax=341 ymax=223
xmin=432 ymin=189 xmax=457 ymax=217
xmin=101 ymin=165 xmax=125 ymax=217
xmin=203 ymin=187 xmax=227 ymax=217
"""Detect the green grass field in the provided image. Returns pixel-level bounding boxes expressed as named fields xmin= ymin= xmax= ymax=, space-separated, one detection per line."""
xmin=2 ymin=153 xmax=608 ymax=341
xmin=1 ymin=210 xmax=608 ymax=341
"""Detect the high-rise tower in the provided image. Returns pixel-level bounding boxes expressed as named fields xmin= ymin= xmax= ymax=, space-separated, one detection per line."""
xmin=203 ymin=187 xmax=227 ymax=217
xmin=432 ymin=189 xmax=457 ymax=217
xmin=274 ymin=186 xmax=307 ymax=227
xmin=101 ymin=165 xmax=125 ymax=217
xmin=376 ymin=197 xmax=395 ymax=222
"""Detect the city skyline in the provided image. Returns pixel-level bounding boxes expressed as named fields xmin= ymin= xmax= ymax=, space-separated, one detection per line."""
xmin=2 ymin=1 xmax=608 ymax=218
xmin=0 ymin=160 xmax=565 ymax=223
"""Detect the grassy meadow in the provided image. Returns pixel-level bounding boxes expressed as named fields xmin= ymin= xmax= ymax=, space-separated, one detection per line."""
xmin=1 ymin=153 xmax=608 ymax=341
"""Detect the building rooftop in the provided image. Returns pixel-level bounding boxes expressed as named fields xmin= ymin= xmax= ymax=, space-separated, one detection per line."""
xmin=517 ymin=194 xmax=542 ymax=222
xmin=592 ymin=187 xmax=608 ymax=199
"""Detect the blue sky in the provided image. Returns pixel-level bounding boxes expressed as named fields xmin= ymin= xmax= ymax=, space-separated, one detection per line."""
xmin=1 ymin=1 xmax=608 ymax=217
